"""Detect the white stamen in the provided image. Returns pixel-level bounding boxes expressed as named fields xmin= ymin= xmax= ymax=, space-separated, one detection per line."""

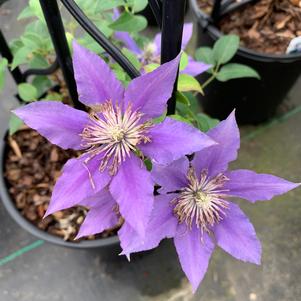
xmin=173 ymin=168 xmax=230 ymax=234
xmin=81 ymin=100 xmax=152 ymax=175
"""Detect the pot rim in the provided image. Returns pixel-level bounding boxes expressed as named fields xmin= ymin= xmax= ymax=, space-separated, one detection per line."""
xmin=0 ymin=130 xmax=119 ymax=249
xmin=189 ymin=0 xmax=301 ymax=63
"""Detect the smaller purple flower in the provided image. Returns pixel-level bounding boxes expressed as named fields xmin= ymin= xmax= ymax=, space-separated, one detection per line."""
xmin=115 ymin=23 xmax=211 ymax=77
xmin=120 ymin=111 xmax=300 ymax=292
xmin=13 ymin=41 xmax=216 ymax=239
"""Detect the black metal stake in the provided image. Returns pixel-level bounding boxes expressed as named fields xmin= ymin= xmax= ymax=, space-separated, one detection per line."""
xmin=161 ymin=0 xmax=186 ymax=115
xmin=211 ymin=0 xmax=222 ymax=22
xmin=0 ymin=30 xmax=25 ymax=85
xmin=148 ymin=0 xmax=163 ymax=28
xmin=39 ymin=0 xmax=84 ymax=110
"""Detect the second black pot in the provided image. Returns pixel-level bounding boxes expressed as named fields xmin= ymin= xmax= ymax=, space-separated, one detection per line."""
xmin=190 ymin=0 xmax=301 ymax=124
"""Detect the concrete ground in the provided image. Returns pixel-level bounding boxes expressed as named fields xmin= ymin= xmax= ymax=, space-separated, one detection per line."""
xmin=1 ymin=1 xmax=301 ymax=301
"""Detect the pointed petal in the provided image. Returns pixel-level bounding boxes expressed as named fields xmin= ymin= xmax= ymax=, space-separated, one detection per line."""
xmin=174 ymin=224 xmax=215 ymax=292
xmin=110 ymin=155 xmax=154 ymax=238
xmin=46 ymin=155 xmax=111 ymax=215
xmin=224 ymin=169 xmax=300 ymax=203
xmin=72 ymin=41 xmax=124 ymax=107
xmin=75 ymin=189 xmax=118 ymax=239
xmin=182 ymin=57 xmax=211 ymax=77
xmin=214 ymin=202 xmax=261 ymax=264
xmin=152 ymin=157 xmax=189 ymax=193
xmin=140 ymin=117 xmax=216 ymax=165
xmin=13 ymin=101 xmax=88 ymax=150
xmin=181 ymin=23 xmax=193 ymax=50
xmin=124 ymin=55 xmax=180 ymax=119
xmin=153 ymin=23 xmax=193 ymax=56
xmin=153 ymin=32 xmax=161 ymax=56
xmin=119 ymin=194 xmax=178 ymax=257
xmin=192 ymin=111 xmax=239 ymax=177
xmin=115 ymin=31 xmax=142 ymax=55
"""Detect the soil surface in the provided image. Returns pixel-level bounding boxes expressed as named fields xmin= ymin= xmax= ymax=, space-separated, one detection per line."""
xmin=4 ymin=129 xmax=119 ymax=242
xmin=198 ymin=0 xmax=301 ymax=54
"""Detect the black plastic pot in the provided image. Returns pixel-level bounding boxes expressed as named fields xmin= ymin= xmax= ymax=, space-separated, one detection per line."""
xmin=190 ymin=0 xmax=301 ymax=124
xmin=0 ymin=131 xmax=120 ymax=250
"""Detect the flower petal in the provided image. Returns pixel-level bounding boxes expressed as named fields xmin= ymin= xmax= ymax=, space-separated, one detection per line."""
xmin=110 ymin=155 xmax=154 ymax=238
xmin=119 ymin=194 xmax=178 ymax=257
xmin=114 ymin=31 xmax=142 ymax=55
xmin=153 ymin=23 xmax=193 ymax=55
xmin=124 ymin=55 xmax=180 ymax=119
xmin=192 ymin=110 xmax=239 ymax=177
xmin=152 ymin=157 xmax=189 ymax=193
xmin=46 ymin=155 xmax=111 ymax=216
xmin=72 ymin=41 xmax=124 ymax=107
xmin=224 ymin=169 xmax=300 ymax=203
xmin=140 ymin=117 xmax=216 ymax=165
xmin=214 ymin=202 xmax=261 ymax=264
xmin=182 ymin=57 xmax=211 ymax=77
xmin=75 ymin=189 xmax=118 ymax=239
xmin=174 ymin=224 xmax=215 ymax=292
xmin=13 ymin=101 xmax=88 ymax=150
xmin=181 ymin=23 xmax=193 ymax=50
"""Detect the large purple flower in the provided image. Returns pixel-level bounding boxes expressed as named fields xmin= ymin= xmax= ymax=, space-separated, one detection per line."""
xmin=115 ymin=23 xmax=211 ymax=76
xmin=120 ymin=111 xmax=300 ymax=291
xmin=13 ymin=41 xmax=216 ymax=238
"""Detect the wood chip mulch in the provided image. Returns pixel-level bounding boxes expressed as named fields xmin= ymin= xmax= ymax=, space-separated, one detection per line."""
xmin=198 ymin=0 xmax=301 ymax=54
xmin=4 ymin=129 xmax=119 ymax=242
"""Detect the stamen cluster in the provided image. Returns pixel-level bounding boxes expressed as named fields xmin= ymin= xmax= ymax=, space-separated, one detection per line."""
xmin=81 ymin=100 xmax=152 ymax=175
xmin=173 ymin=168 xmax=230 ymax=234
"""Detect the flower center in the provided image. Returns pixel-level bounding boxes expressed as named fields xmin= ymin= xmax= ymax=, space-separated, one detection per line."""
xmin=81 ymin=100 xmax=152 ymax=175
xmin=141 ymin=42 xmax=160 ymax=65
xmin=173 ymin=168 xmax=230 ymax=234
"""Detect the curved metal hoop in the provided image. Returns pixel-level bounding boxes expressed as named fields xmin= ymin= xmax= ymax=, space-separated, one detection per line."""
xmin=60 ymin=0 xmax=140 ymax=79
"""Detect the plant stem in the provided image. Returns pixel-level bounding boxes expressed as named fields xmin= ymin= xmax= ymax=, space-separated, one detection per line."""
xmin=202 ymin=73 xmax=217 ymax=89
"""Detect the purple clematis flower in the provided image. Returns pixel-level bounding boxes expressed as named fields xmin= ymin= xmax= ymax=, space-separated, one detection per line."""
xmin=115 ymin=23 xmax=211 ymax=76
xmin=13 ymin=41 xmax=216 ymax=239
xmin=119 ymin=111 xmax=300 ymax=292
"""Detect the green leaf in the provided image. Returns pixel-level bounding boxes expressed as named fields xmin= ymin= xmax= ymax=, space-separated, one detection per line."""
xmin=177 ymin=74 xmax=204 ymax=94
xmin=9 ymin=39 xmax=24 ymax=56
xmin=44 ymin=92 xmax=64 ymax=101
xmin=179 ymin=52 xmax=189 ymax=71
xmin=11 ymin=47 xmax=32 ymax=70
xmin=9 ymin=114 xmax=24 ymax=135
xmin=195 ymin=47 xmax=215 ymax=65
xmin=29 ymin=0 xmax=44 ymax=21
xmin=0 ymin=58 xmax=8 ymax=92
xmin=169 ymin=114 xmax=192 ymax=125
xmin=132 ymin=0 xmax=148 ymax=12
xmin=17 ymin=6 xmax=35 ymax=20
xmin=21 ymin=33 xmax=42 ymax=52
xmin=175 ymin=91 xmax=190 ymax=106
xmin=109 ymin=12 xmax=147 ymax=33
xmin=195 ymin=113 xmax=219 ymax=132
xmin=122 ymin=48 xmax=142 ymax=70
xmin=29 ymin=54 xmax=49 ymax=69
xmin=216 ymin=63 xmax=260 ymax=82
xmin=32 ymin=75 xmax=52 ymax=96
xmin=144 ymin=63 xmax=160 ymax=73
xmin=66 ymin=32 xmax=74 ymax=50
xmin=95 ymin=0 xmax=125 ymax=11
xmin=213 ymin=35 xmax=240 ymax=65
xmin=18 ymin=83 xmax=38 ymax=102
xmin=94 ymin=20 xmax=114 ymax=38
